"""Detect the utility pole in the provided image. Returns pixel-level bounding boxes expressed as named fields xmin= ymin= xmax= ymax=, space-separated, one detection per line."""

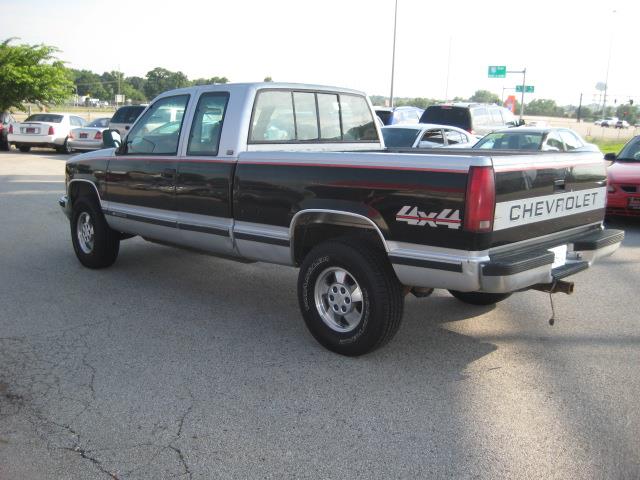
xmin=389 ymin=0 xmax=398 ymax=108
xmin=506 ymin=67 xmax=527 ymax=121
xmin=577 ymin=93 xmax=583 ymax=122
xmin=519 ymin=68 xmax=526 ymax=120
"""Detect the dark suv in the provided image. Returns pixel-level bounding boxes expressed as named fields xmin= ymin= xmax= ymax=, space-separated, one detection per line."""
xmin=109 ymin=105 xmax=147 ymax=138
xmin=419 ymin=103 xmax=520 ymax=136
xmin=375 ymin=106 xmax=424 ymax=126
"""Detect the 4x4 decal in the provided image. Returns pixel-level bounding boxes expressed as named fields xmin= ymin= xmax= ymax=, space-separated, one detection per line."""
xmin=396 ymin=206 xmax=461 ymax=229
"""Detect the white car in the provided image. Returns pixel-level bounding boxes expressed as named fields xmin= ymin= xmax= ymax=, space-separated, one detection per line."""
xmin=68 ymin=117 xmax=111 ymax=151
xmin=8 ymin=113 xmax=86 ymax=153
xmin=381 ymin=123 xmax=477 ymax=149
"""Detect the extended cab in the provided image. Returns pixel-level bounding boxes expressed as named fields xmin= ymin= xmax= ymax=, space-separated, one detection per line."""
xmin=59 ymin=82 xmax=623 ymax=356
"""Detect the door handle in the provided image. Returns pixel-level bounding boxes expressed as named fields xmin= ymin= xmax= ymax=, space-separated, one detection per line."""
xmin=162 ymin=168 xmax=176 ymax=178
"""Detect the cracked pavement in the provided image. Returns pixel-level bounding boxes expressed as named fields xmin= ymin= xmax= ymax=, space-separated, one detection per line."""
xmin=1 ymin=150 xmax=639 ymax=479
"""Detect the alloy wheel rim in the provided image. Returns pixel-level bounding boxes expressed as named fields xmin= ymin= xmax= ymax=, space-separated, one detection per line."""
xmin=76 ymin=212 xmax=95 ymax=254
xmin=313 ymin=267 xmax=364 ymax=333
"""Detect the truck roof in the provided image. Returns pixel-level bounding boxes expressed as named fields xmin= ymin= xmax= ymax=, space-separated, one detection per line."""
xmin=154 ymin=82 xmax=368 ymax=101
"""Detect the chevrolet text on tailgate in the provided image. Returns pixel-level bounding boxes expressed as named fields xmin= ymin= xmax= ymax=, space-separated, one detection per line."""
xmin=59 ymin=83 xmax=624 ymax=356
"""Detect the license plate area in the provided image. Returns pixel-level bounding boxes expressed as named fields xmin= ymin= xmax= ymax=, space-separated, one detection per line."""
xmin=79 ymin=133 xmax=88 ymax=139
xmin=26 ymin=127 xmax=37 ymax=134
xmin=548 ymin=245 xmax=567 ymax=269
xmin=628 ymin=197 xmax=640 ymax=210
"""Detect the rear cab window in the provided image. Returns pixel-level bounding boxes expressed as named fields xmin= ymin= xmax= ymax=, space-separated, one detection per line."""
xmin=249 ymin=89 xmax=378 ymax=143
xmin=420 ymin=106 xmax=471 ymax=131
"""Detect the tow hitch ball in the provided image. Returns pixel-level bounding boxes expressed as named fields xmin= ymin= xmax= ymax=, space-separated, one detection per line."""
xmin=531 ymin=280 xmax=575 ymax=326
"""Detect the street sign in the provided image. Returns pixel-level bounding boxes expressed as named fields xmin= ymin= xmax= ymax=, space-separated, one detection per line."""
xmin=516 ymin=85 xmax=535 ymax=93
xmin=488 ymin=66 xmax=507 ymax=78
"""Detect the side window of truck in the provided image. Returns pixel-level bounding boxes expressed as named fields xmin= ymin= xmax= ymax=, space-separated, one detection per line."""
xmin=125 ymin=95 xmax=189 ymax=155
xmin=187 ymin=92 xmax=229 ymax=156
xmin=250 ymin=91 xmax=295 ymax=141
xmin=317 ymin=93 xmax=341 ymax=140
xmin=340 ymin=94 xmax=377 ymax=141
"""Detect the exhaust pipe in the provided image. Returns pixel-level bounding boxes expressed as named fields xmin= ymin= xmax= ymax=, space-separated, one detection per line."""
xmin=531 ymin=279 xmax=574 ymax=295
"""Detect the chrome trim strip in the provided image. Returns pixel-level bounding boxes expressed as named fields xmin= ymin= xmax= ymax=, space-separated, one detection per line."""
xmin=240 ymin=151 xmax=488 ymax=172
xmin=234 ymin=232 xmax=290 ymax=246
xmin=388 ymin=255 xmax=463 ymax=272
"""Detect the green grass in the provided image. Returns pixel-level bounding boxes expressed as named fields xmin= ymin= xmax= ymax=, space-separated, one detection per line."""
xmin=586 ymin=137 xmax=628 ymax=154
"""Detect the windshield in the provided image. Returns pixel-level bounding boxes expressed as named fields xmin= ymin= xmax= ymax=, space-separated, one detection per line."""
xmin=617 ymin=137 xmax=640 ymax=162
xmin=25 ymin=114 xmax=63 ymax=123
xmin=87 ymin=118 xmax=110 ymax=128
xmin=381 ymin=128 xmax=421 ymax=148
xmin=474 ymin=131 xmax=544 ymax=150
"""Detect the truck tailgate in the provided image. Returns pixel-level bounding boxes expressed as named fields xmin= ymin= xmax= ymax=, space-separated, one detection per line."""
xmin=490 ymin=152 xmax=607 ymax=249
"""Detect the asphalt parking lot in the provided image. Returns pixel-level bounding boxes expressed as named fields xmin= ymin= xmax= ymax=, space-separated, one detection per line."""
xmin=1 ymin=149 xmax=639 ymax=479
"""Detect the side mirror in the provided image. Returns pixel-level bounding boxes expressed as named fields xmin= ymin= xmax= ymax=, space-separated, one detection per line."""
xmin=102 ymin=129 xmax=122 ymax=149
xmin=604 ymin=152 xmax=616 ymax=161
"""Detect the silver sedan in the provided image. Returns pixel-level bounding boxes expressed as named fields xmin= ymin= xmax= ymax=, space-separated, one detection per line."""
xmin=68 ymin=117 xmax=111 ymax=151
xmin=381 ymin=123 xmax=478 ymax=149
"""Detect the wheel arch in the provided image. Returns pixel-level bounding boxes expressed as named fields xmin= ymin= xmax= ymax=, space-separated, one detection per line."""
xmin=290 ymin=209 xmax=389 ymax=265
xmin=68 ymin=179 xmax=101 ymax=207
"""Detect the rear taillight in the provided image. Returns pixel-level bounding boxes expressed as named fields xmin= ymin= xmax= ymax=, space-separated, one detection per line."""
xmin=48 ymin=126 xmax=55 ymax=135
xmin=464 ymin=166 xmax=495 ymax=233
xmin=68 ymin=131 xmax=74 ymax=139
xmin=94 ymin=131 xmax=103 ymax=140
xmin=8 ymin=124 xmax=13 ymax=134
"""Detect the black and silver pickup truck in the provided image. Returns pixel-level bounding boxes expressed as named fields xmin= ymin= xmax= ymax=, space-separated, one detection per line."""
xmin=59 ymin=82 xmax=623 ymax=356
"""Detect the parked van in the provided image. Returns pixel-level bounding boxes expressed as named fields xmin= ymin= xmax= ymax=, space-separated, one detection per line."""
xmin=419 ymin=103 xmax=521 ymax=136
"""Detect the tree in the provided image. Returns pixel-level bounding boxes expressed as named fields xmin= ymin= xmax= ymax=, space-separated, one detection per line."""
xmin=191 ymin=76 xmax=229 ymax=86
xmin=469 ymin=90 xmax=500 ymax=104
xmin=144 ymin=67 xmax=190 ymax=99
xmin=615 ymin=104 xmax=639 ymax=125
xmin=264 ymin=76 xmax=273 ymax=82
xmin=0 ymin=38 xmax=73 ymax=111
xmin=69 ymin=68 xmax=108 ymax=99
xmin=525 ymin=99 xmax=565 ymax=117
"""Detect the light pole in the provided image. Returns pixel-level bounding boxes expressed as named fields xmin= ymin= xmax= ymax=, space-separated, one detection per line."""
xmin=601 ymin=10 xmax=616 ymax=118
xmin=389 ymin=0 xmax=398 ymax=108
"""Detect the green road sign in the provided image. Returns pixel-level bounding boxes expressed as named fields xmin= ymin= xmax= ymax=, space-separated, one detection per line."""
xmin=516 ymin=85 xmax=535 ymax=93
xmin=488 ymin=65 xmax=507 ymax=78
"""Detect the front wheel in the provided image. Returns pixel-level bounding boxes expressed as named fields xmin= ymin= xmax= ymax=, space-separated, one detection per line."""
xmin=71 ymin=197 xmax=120 ymax=268
xmin=448 ymin=290 xmax=511 ymax=306
xmin=298 ymin=239 xmax=404 ymax=356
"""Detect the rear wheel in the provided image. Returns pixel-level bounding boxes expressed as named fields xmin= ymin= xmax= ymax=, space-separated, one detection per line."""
xmin=298 ymin=239 xmax=404 ymax=356
xmin=71 ymin=197 xmax=120 ymax=268
xmin=18 ymin=146 xmax=31 ymax=153
xmin=0 ymin=139 xmax=8 ymax=151
xmin=448 ymin=290 xmax=511 ymax=306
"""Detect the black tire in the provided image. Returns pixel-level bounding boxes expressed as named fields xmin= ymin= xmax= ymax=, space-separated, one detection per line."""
xmin=70 ymin=197 xmax=120 ymax=269
xmin=56 ymin=139 xmax=72 ymax=154
xmin=298 ymin=239 xmax=404 ymax=356
xmin=448 ymin=290 xmax=511 ymax=306
xmin=18 ymin=146 xmax=31 ymax=153
xmin=0 ymin=139 xmax=8 ymax=151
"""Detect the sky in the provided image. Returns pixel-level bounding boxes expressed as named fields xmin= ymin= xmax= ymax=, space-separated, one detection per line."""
xmin=2 ymin=0 xmax=638 ymax=106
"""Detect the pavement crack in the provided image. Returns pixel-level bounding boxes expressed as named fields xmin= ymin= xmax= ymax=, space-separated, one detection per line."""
xmin=64 ymin=444 xmax=121 ymax=480
xmin=168 ymin=445 xmax=193 ymax=480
